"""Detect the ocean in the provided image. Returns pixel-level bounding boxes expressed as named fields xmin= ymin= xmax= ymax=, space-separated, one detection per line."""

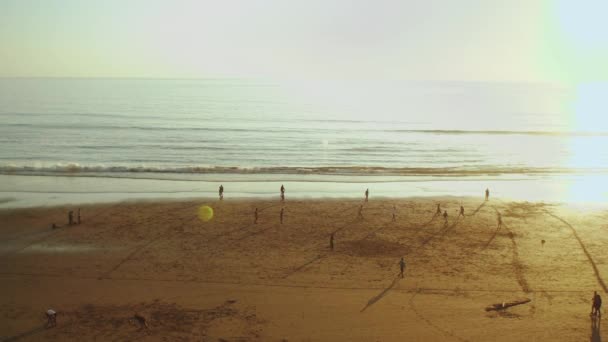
xmin=1 ymin=78 xmax=607 ymax=207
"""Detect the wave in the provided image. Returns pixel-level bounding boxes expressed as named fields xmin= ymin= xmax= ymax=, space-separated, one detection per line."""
xmin=4 ymin=121 xmax=608 ymax=137
xmin=0 ymin=163 xmax=605 ymax=178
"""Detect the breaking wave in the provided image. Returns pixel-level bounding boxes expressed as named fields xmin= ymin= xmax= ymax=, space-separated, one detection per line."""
xmin=0 ymin=163 xmax=604 ymax=179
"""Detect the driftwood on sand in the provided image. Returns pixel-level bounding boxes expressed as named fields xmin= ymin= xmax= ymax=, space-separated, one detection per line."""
xmin=485 ymin=298 xmax=531 ymax=311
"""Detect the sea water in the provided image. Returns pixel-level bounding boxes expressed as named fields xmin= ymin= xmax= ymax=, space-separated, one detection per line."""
xmin=1 ymin=78 xmax=607 ymax=207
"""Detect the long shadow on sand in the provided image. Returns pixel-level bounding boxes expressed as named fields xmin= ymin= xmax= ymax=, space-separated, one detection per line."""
xmin=360 ymin=275 xmax=401 ymax=312
xmin=592 ymin=316 xmax=601 ymax=342
xmin=2 ymin=326 xmax=46 ymax=342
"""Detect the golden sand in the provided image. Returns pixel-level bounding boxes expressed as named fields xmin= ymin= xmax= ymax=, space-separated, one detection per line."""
xmin=1 ymin=197 xmax=606 ymax=341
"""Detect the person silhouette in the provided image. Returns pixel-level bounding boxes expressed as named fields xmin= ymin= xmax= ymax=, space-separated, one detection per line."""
xmin=365 ymin=188 xmax=369 ymax=202
xmin=592 ymin=291 xmax=602 ymax=317
xmin=485 ymin=188 xmax=490 ymax=201
xmin=219 ymin=185 xmax=224 ymax=200
xmin=459 ymin=205 xmax=465 ymax=218
xmin=280 ymin=184 xmax=285 ymax=202
xmin=399 ymin=257 xmax=406 ymax=278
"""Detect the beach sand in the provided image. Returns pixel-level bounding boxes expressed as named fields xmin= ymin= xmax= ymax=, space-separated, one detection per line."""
xmin=1 ymin=197 xmax=607 ymax=341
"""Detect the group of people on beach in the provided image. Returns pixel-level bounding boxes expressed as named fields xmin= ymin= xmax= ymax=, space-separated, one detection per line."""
xmin=252 ymin=185 xmax=287 ymax=224
xmin=41 ymin=184 xmax=607 ymax=330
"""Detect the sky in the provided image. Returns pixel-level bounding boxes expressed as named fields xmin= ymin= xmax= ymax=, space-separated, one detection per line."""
xmin=0 ymin=0 xmax=607 ymax=83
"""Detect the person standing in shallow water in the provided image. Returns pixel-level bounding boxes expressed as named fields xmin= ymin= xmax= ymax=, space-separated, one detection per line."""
xmin=399 ymin=257 xmax=406 ymax=278
xmin=219 ymin=185 xmax=224 ymax=200
xmin=365 ymin=188 xmax=369 ymax=202
xmin=485 ymin=188 xmax=490 ymax=201
xmin=280 ymin=184 xmax=285 ymax=202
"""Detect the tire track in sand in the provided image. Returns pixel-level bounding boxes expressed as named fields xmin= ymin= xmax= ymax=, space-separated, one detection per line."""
xmin=543 ymin=210 xmax=608 ymax=293
xmin=408 ymin=291 xmax=470 ymax=342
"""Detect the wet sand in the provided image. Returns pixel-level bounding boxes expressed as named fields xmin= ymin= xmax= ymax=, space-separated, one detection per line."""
xmin=1 ymin=197 xmax=607 ymax=341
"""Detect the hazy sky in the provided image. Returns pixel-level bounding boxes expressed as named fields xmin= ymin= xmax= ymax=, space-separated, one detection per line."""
xmin=1 ymin=0 xmax=607 ymax=82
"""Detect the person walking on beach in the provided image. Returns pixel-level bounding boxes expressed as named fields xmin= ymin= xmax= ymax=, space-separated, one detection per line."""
xmin=330 ymin=233 xmax=334 ymax=251
xmin=358 ymin=205 xmax=364 ymax=219
xmin=365 ymin=188 xmax=369 ymax=202
xmin=459 ymin=205 xmax=465 ymax=218
xmin=46 ymin=309 xmax=57 ymax=328
xmin=443 ymin=210 xmax=448 ymax=225
xmin=77 ymin=208 xmax=81 ymax=224
xmin=497 ymin=212 xmax=502 ymax=228
xmin=219 ymin=185 xmax=224 ymax=200
xmin=399 ymin=257 xmax=406 ymax=278
xmin=280 ymin=184 xmax=285 ymax=202
xmin=68 ymin=211 xmax=74 ymax=225
xmin=254 ymin=208 xmax=259 ymax=224
xmin=280 ymin=207 xmax=284 ymax=224
xmin=436 ymin=203 xmax=441 ymax=216
xmin=485 ymin=188 xmax=490 ymax=201
xmin=592 ymin=291 xmax=602 ymax=317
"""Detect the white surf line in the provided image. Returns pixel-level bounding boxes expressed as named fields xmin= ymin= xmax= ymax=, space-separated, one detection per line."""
xmin=543 ymin=209 xmax=608 ymax=294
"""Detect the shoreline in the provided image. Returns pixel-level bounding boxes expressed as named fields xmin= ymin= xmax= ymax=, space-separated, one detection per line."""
xmin=2 ymin=173 xmax=608 ymax=208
